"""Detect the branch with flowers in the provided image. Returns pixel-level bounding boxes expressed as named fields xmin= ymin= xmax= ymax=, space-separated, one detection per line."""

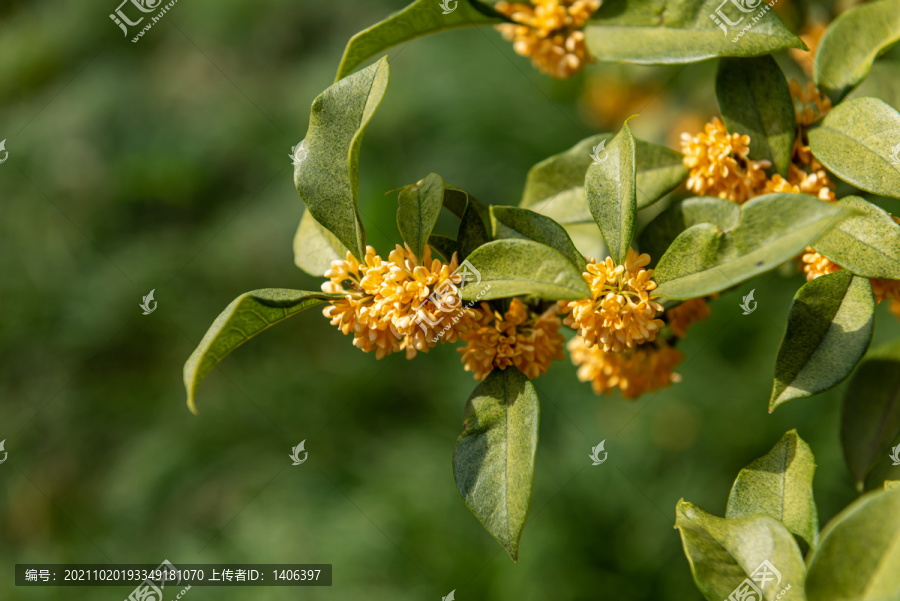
xmin=183 ymin=0 xmax=900 ymax=586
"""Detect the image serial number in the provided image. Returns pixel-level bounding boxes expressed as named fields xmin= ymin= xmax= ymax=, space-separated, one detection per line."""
xmin=273 ymin=569 xmax=320 ymax=581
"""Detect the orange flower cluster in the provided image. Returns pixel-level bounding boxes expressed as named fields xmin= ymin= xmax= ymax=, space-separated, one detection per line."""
xmin=322 ymin=245 xmax=467 ymax=359
xmin=458 ymin=299 xmax=565 ymax=380
xmin=560 ymin=249 xmax=665 ymax=353
xmin=495 ymin=0 xmax=601 ymax=79
xmin=665 ymin=298 xmax=711 ymax=339
xmin=568 ymin=336 xmax=683 ymax=400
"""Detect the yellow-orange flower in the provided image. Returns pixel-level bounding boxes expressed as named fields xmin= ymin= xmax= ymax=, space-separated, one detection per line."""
xmin=458 ymin=299 xmax=565 ymax=380
xmin=560 ymin=249 xmax=665 ymax=353
xmin=665 ymin=298 xmax=711 ymax=339
xmin=800 ymin=248 xmax=842 ymax=281
xmin=790 ymin=79 xmax=832 ymax=126
xmin=681 ymin=117 xmax=771 ymax=203
xmin=568 ymin=336 xmax=683 ymax=399
xmin=495 ymin=0 xmax=601 ymax=79
xmin=322 ymin=245 xmax=467 ymax=359
xmin=801 ymin=244 xmax=900 ymax=314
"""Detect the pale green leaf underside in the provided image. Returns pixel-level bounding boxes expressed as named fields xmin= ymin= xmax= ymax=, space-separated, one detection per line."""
xmin=770 ymin=271 xmax=874 ymax=410
xmin=639 ymin=196 xmax=740 ymax=267
xmin=808 ymin=97 xmax=900 ymax=199
xmin=294 ymin=208 xmax=349 ymax=277
xmin=490 ymin=205 xmax=586 ymax=271
xmin=453 ymin=368 xmax=539 ymax=561
xmin=812 ymin=196 xmax=900 ymax=279
xmin=725 ymin=430 xmax=819 ymax=549
xmin=814 ymin=0 xmax=900 ymax=103
xmin=653 ymin=193 xmax=848 ymax=299
xmin=183 ymin=289 xmax=343 ymax=414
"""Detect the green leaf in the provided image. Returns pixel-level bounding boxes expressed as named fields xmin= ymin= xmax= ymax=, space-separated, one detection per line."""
xmin=814 ymin=0 xmax=900 ymax=103
xmin=183 ymin=289 xmax=343 ymax=414
xmin=520 ymin=134 xmax=687 ymax=212
xmin=335 ymin=0 xmax=505 ymax=81
xmin=397 ymin=173 xmax=444 ymax=262
xmin=725 ymin=430 xmax=819 ymax=550
xmin=638 ymin=196 xmax=741 ymax=267
xmin=428 ymin=234 xmax=458 ymax=261
xmin=586 ymin=122 xmax=636 ymax=264
xmin=808 ymin=97 xmax=900 ymax=199
xmin=293 ymin=209 xmax=350 ymax=277
xmin=653 ymin=193 xmax=849 ymax=300
xmin=805 ymin=487 xmax=900 ymax=601
xmin=294 ymin=58 xmax=389 ymax=260
xmin=459 ymin=239 xmax=590 ymax=301
xmin=585 ymin=0 xmax=805 ymax=65
xmin=453 ymin=368 xmax=539 ymax=562
xmin=770 ymin=271 xmax=874 ymax=410
xmin=716 ymin=55 xmax=796 ymax=176
xmin=841 ymin=338 xmax=900 ymax=491
xmin=490 ymin=206 xmax=586 ymax=271
xmin=849 ymin=62 xmax=900 ymax=112
xmin=886 ymin=481 xmax=900 ymax=491
xmin=675 ymin=501 xmax=808 ymax=601
xmin=812 ymin=196 xmax=900 ymax=279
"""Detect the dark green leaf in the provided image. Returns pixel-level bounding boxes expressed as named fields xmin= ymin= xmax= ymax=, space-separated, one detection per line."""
xmin=397 ymin=173 xmax=444 ymax=262
xmin=812 ymin=196 xmax=900 ymax=279
xmin=639 ymin=196 xmax=741 ymax=267
xmin=428 ymin=234 xmax=458 ymax=261
xmin=808 ymin=97 xmax=900 ymax=199
xmin=442 ymin=186 xmax=490 ymax=260
xmin=293 ymin=208 xmax=350 ymax=277
xmin=770 ymin=271 xmax=874 ymax=410
xmin=586 ymin=122 xmax=636 ymax=264
xmin=585 ymin=0 xmax=805 ymax=65
xmin=459 ymin=239 xmax=590 ymax=301
xmin=805 ymin=487 xmax=900 ymax=601
xmin=675 ymin=501 xmax=808 ymax=601
xmin=335 ymin=0 xmax=505 ymax=81
xmin=183 ymin=289 xmax=343 ymax=414
xmin=725 ymin=430 xmax=819 ymax=549
xmin=653 ymin=193 xmax=850 ymax=299
xmin=841 ymin=339 xmax=900 ymax=491
xmin=814 ymin=0 xmax=900 ymax=103
xmin=716 ymin=55 xmax=796 ymax=176
xmin=453 ymin=368 xmax=539 ymax=562
xmin=490 ymin=206 xmax=586 ymax=271
xmin=294 ymin=58 xmax=389 ymax=260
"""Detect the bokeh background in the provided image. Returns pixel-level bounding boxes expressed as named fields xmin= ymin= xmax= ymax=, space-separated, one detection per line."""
xmin=2 ymin=0 xmax=900 ymax=599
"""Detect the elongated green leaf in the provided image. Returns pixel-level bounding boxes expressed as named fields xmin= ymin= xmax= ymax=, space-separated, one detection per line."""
xmin=808 ymin=97 xmax=900 ymax=199
xmin=294 ymin=58 xmax=389 ymax=260
xmin=428 ymin=234 xmax=458 ymax=261
xmin=716 ymin=55 xmax=795 ymax=176
xmin=521 ymin=134 xmax=687 ymax=212
xmin=812 ymin=197 xmax=900 ymax=279
xmin=490 ymin=206 xmax=586 ymax=271
xmin=639 ymin=196 xmax=741 ymax=267
xmin=585 ymin=0 xmax=805 ymax=65
xmin=725 ymin=430 xmax=819 ymax=549
xmin=454 ymin=368 xmax=539 ymax=562
xmin=841 ymin=339 xmax=900 ymax=491
xmin=675 ymin=501 xmax=808 ymax=601
xmin=653 ymin=193 xmax=849 ymax=299
xmin=293 ymin=208 xmax=350 ymax=277
xmin=806 ymin=487 xmax=900 ymax=601
xmin=586 ymin=122 xmax=636 ymax=264
xmin=459 ymin=239 xmax=590 ymax=301
xmin=335 ymin=0 xmax=505 ymax=80
xmin=184 ymin=289 xmax=343 ymax=414
xmin=814 ymin=0 xmax=900 ymax=103
xmin=770 ymin=271 xmax=874 ymax=410
xmin=397 ymin=173 xmax=444 ymax=262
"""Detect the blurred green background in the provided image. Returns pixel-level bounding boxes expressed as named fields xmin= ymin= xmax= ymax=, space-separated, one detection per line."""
xmin=2 ymin=0 xmax=900 ymax=599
